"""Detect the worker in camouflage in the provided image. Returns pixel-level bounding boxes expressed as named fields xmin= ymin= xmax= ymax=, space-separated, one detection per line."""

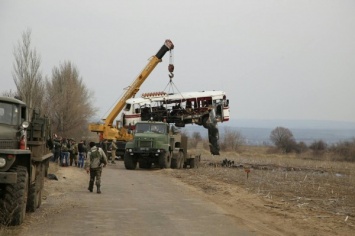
xmin=85 ymin=142 xmax=108 ymax=194
xmin=110 ymin=139 xmax=117 ymax=164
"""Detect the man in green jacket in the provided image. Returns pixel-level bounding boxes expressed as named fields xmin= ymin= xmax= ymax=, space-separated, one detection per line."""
xmin=85 ymin=142 xmax=108 ymax=194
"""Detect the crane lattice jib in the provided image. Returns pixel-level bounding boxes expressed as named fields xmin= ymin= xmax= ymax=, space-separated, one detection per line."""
xmin=103 ymin=40 xmax=174 ymax=132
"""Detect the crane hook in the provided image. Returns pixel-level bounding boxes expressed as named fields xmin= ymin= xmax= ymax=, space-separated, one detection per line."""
xmin=168 ymin=63 xmax=174 ymax=79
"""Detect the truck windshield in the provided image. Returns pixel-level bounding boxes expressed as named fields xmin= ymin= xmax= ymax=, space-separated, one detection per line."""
xmin=0 ymin=102 xmax=18 ymax=125
xmin=136 ymin=123 xmax=166 ymax=134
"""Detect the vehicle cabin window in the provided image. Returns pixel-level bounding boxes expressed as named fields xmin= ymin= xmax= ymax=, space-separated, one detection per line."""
xmin=21 ymin=106 xmax=26 ymax=122
xmin=0 ymin=107 xmax=4 ymax=123
xmin=124 ymin=103 xmax=131 ymax=111
xmin=136 ymin=123 xmax=150 ymax=133
xmin=0 ymin=102 xmax=17 ymax=125
xmin=150 ymin=124 xmax=166 ymax=134
xmin=134 ymin=104 xmax=141 ymax=114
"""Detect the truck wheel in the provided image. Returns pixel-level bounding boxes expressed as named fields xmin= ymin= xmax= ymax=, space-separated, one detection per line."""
xmin=177 ymin=151 xmax=184 ymax=169
xmin=190 ymin=158 xmax=195 ymax=168
xmin=171 ymin=154 xmax=178 ymax=169
xmin=27 ymin=183 xmax=38 ymax=212
xmin=159 ymin=152 xmax=171 ymax=169
xmin=202 ymin=116 xmax=210 ymax=129
xmin=27 ymin=164 xmax=44 ymax=212
xmin=124 ymin=153 xmax=137 ymax=170
xmin=171 ymin=158 xmax=177 ymax=169
xmin=1 ymin=166 xmax=29 ymax=226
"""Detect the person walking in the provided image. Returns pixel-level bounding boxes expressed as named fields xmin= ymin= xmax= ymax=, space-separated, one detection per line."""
xmin=60 ymin=138 xmax=70 ymax=167
xmin=85 ymin=142 xmax=108 ymax=194
xmin=110 ymin=139 xmax=117 ymax=164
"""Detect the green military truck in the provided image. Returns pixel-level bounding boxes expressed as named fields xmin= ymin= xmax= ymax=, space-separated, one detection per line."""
xmin=124 ymin=121 xmax=198 ymax=170
xmin=0 ymin=96 xmax=53 ymax=226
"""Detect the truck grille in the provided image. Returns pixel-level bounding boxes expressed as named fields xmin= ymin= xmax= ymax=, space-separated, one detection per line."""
xmin=139 ymin=140 xmax=153 ymax=148
xmin=0 ymin=140 xmax=18 ymax=149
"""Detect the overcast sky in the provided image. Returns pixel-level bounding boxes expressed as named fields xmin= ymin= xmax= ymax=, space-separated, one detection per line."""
xmin=1 ymin=0 xmax=355 ymax=124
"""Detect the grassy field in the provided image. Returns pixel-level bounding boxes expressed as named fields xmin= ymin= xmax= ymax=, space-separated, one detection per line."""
xmin=164 ymin=145 xmax=355 ymax=234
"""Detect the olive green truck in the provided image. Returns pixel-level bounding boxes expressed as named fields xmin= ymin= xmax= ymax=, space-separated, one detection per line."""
xmin=0 ymin=96 xmax=53 ymax=226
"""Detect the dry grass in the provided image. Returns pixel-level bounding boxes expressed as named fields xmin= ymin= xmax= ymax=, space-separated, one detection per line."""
xmin=169 ymin=146 xmax=355 ymax=228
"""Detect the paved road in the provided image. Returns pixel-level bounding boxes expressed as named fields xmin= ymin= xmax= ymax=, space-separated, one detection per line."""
xmin=22 ymin=163 xmax=254 ymax=236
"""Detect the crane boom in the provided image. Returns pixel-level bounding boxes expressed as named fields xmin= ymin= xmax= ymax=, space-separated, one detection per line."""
xmin=89 ymin=39 xmax=174 ymax=141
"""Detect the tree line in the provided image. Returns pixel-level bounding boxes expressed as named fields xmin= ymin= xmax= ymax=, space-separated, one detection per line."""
xmin=185 ymin=126 xmax=355 ymax=162
xmin=2 ymin=29 xmax=95 ymax=140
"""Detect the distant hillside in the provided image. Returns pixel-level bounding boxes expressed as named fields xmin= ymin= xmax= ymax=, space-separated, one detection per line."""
xmin=227 ymin=119 xmax=355 ymax=130
xmin=184 ymin=119 xmax=355 ymax=145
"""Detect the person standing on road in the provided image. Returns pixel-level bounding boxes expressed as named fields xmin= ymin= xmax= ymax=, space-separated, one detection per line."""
xmin=85 ymin=142 xmax=108 ymax=194
xmin=78 ymin=140 xmax=86 ymax=168
xmin=72 ymin=140 xmax=78 ymax=166
xmin=68 ymin=139 xmax=75 ymax=166
xmin=53 ymin=135 xmax=61 ymax=164
xmin=110 ymin=139 xmax=117 ymax=164
xmin=60 ymin=138 xmax=70 ymax=167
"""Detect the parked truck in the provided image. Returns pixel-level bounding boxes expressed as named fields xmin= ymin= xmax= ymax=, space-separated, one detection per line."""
xmin=0 ymin=96 xmax=53 ymax=226
xmin=124 ymin=121 xmax=198 ymax=170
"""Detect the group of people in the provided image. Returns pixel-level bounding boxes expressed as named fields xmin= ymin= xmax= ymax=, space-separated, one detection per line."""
xmin=51 ymin=135 xmax=118 ymax=194
xmin=52 ymin=136 xmax=87 ymax=168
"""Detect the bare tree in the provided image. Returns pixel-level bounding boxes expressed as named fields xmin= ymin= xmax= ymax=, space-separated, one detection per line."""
xmin=12 ymin=29 xmax=44 ymax=118
xmin=270 ymin=126 xmax=296 ymax=153
xmin=1 ymin=90 xmax=18 ymax=98
xmin=220 ymin=127 xmax=245 ymax=151
xmin=45 ymin=61 xmax=95 ymax=139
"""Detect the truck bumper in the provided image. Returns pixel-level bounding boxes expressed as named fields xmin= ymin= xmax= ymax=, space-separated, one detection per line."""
xmin=0 ymin=172 xmax=17 ymax=184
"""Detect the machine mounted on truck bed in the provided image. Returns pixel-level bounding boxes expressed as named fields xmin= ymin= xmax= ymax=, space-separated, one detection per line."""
xmin=88 ymin=39 xmax=175 ymax=151
xmin=124 ymin=121 xmax=198 ymax=170
xmin=0 ymin=96 xmax=53 ymax=226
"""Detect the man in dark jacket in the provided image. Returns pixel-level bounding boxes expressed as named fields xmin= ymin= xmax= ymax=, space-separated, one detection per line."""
xmin=78 ymin=140 xmax=86 ymax=168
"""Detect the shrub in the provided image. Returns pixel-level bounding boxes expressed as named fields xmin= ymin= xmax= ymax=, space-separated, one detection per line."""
xmin=219 ymin=127 xmax=245 ymax=152
xmin=269 ymin=127 xmax=297 ymax=153
xmin=329 ymin=138 xmax=355 ymax=162
xmin=309 ymin=140 xmax=327 ymax=156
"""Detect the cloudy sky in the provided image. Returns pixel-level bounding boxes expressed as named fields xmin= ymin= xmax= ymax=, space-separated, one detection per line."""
xmin=1 ymin=0 xmax=355 ymax=124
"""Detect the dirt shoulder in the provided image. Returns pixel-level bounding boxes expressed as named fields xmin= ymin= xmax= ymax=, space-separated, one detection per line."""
xmin=2 ymin=152 xmax=354 ymax=236
xmin=0 ymin=163 xmax=88 ymax=236
xmin=159 ymin=152 xmax=355 ymax=236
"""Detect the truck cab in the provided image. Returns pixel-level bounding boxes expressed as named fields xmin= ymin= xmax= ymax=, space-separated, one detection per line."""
xmin=0 ymin=96 xmax=52 ymax=226
xmin=124 ymin=121 xmax=193 ymax=170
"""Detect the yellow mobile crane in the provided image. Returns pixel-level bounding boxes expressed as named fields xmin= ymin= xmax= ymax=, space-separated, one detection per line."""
xmin=89 ymin=39 xmax=174 ymax=141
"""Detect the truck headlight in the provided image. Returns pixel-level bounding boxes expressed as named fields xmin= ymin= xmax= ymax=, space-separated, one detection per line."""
xmin=0 ymin=157 xmax=6 ymax=168
xmin=157 ymin=149 xmax=161 ymax=153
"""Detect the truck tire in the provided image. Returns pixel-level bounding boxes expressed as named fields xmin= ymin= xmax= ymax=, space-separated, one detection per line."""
xmin=189 ymin=158 xmax=195 ymax=168
xmin=177 ymin=151 xmax=184 ymax=169
xmin=27 ymin=183 xmax=38 ymax=212
xmin=171 ymin=159 xmax=177 ymax=169
xmin=159 ymin=152 xmax=171 ymax=169
xmin=171 ymin=154 xmax=178 ymax=169
xmin=27 ymin=164 xmax=44 ymax=212
xmin=1 ymin=166 xmax=29 ymax=226
xmin=124 ymin=153 xmax=137 ymax=170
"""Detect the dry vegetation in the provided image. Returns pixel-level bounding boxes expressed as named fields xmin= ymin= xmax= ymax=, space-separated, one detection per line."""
xmin=163 ymin=145 xmax=355 ymax=235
